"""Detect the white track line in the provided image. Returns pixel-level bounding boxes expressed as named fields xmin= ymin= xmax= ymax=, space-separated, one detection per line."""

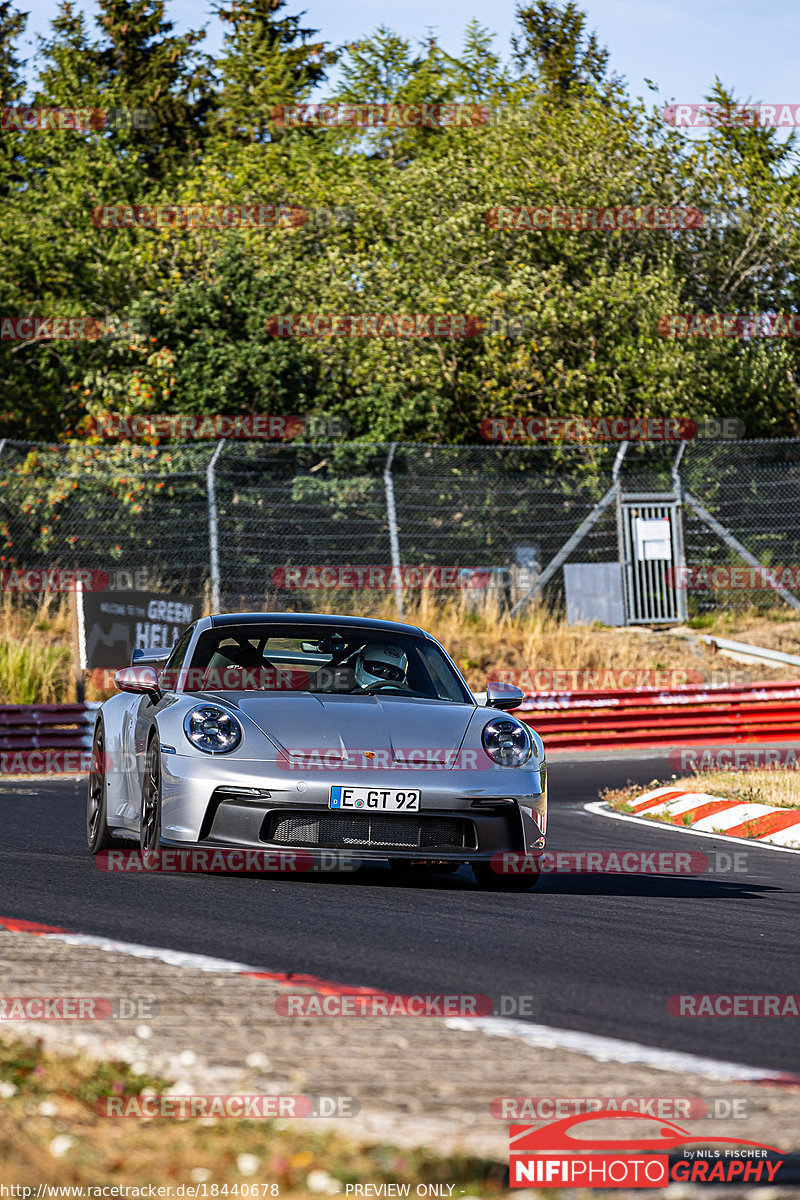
xmin=12 ymin=923 xmax=795 ymax=1086
xmin=444 ymin=1017 xmax=794 ymax=1082
xmin=585 ymin=799 xmax=800 ymax=856
xmin=38 ymin=931 xmax=256 ymax=973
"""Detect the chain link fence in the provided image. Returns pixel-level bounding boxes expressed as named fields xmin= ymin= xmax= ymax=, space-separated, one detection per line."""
xmin=2 ymin=436 xmax=800 ymax=619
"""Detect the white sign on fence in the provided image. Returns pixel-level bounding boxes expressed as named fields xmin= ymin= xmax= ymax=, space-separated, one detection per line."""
xmin=634 ymin=517 xmax=672 ymax=562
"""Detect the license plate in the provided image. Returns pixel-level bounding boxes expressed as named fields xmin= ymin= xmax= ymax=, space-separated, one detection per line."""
xmin=329 ymin=785 xmax=420 ymax=812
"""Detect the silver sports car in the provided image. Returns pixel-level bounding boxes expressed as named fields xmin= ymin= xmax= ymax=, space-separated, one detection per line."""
xmin=87 ymin=612 xmax=547 ymax=889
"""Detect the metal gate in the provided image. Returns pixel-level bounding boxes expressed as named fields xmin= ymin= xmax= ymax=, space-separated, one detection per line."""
xmin=618 ymin=495 xmax=687 ymax=624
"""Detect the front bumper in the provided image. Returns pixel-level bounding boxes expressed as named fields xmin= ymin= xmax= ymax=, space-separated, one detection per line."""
xmin=159 ymin=755 xmax=547 ymax=862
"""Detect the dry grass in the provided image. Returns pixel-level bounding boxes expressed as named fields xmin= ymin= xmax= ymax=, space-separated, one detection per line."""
xmin=665 ymin=769 xmax=800 ymax=810
xmin=0 ymin=593 xmax=73 ymax=703
xmin=600 ymin=781 xmax=662 ymax=813
xmin=275 ymin=591 xmax=800 ymax=694
xmin=0 ymin=1034 xmax=506 ymax=1193
xmin=409 ymin=597 xmax=703 ymax=693
xmin=4 ymin=588 xmax=800 ymax=705
xmin=685 ymin=609 xmax=800 ymax=656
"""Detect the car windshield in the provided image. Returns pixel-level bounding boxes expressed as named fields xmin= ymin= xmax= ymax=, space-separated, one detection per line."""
xmin=164 ymin=623 xmax=472 ymax=703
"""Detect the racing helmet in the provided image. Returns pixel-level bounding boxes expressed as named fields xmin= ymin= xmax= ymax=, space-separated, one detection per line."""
xmin=354 ymin=643 xmax=409 ymax=688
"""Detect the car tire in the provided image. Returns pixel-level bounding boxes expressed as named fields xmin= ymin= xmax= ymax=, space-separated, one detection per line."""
xmin=140 ymin=735 xmax=163 ymax=869
xmin=86 ymin=717 xmax=125 ymax=853
xmin=472 ymin=862 xmax=540 ymax=891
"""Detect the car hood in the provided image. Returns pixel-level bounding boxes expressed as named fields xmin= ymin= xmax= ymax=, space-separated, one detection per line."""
xmin=208 ymin=692 xmax=478 ymax=767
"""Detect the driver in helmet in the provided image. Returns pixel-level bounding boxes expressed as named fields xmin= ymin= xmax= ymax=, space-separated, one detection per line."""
xmin=354 ymin=643 xmax=409 ymax=690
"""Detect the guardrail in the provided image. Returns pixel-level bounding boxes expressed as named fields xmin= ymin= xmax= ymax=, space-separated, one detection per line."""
xmin=2 ymin=682 xmax=799 ymax=771
xmin=0 ymin=703 xmax=98 ymax=773
xmin=517 ymin=679 xmax=800 ymax=750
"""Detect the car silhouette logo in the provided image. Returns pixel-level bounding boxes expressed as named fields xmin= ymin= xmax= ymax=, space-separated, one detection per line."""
xmin=510 ymin=1110 xmax=782 ymax=1155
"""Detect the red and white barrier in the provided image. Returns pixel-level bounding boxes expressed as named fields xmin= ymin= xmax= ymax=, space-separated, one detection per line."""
xmin=627 ymin=786 xmax=800 ymax=847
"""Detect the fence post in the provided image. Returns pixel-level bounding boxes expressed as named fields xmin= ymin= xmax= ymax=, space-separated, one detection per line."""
xmin=384 ymin=443 xmax=403 ymax=619
xmin=614 ymin=441 xmax=630 ymax=623
xmin=69 ymin=582 xmax=86 ymax=703
xmin=671 ymin=443 xmax=688 ymax=621
xmin=207 ymin=440 xmax=226 ymax=612
xmin=511 ymin=443 xmax=629 ymax=617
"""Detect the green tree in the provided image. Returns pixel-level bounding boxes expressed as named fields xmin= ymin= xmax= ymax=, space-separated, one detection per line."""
xmin=213 ymin=0 xmax=335 ymax=140
xmin=330 ymin=27 xmax=453 ymax=161
xmin=511 ymin=0 xmax=615 ymax=95
xmin=0 ymin=0 xmax=25 ymax=103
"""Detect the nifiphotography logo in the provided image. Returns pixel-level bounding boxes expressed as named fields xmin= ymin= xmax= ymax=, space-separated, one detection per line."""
xmin=509 ymin=1110 xmax=784 ymax=1187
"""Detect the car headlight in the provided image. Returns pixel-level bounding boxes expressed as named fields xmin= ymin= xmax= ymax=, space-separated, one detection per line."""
xmin=183 ymin=705 xmax=242 ymax=754
xmin=482 ymin=716 xmax=532 ymax=766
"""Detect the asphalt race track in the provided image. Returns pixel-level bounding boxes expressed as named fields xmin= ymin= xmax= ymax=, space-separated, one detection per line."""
xmin=1 ymin=752 xmax=796 ymax=1075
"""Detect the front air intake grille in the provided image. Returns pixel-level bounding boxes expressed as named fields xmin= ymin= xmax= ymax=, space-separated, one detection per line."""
xmin=263 ymin=811 xmax=475 ymax=851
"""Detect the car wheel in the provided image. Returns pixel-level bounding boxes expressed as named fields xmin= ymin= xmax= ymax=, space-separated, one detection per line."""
xmin=139 ymin=736 xmax=162 ymax=868
xmin=472 ymin=862 xmax=540 ymax=891
xmin=86 ymin=718 xmax=124 ymax=853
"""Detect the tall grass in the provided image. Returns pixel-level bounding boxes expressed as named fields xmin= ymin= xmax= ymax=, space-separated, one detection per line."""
xmin=0 ymin=640 xmax=72 ymax=703
xmin=0 ymin=594 xmax=73 ymax=703
xmin=261 ymin=588 xmax=734 ymax=691
xmin=676 ymin=769 xmax=800 ymax=810
xmin=0 ymin=587 xmax=795 ymax=704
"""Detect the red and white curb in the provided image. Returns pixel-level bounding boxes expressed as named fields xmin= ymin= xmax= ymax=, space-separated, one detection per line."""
xmin=625 ymin=786 xmax=800 ymax=847
xmin=2 ymin=914 xmax=798 ymax=1086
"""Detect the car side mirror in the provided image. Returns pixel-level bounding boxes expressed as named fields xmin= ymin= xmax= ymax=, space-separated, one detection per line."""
xmin=114 ymin=665 xmax=162 ymax=700
xmin=485 ymin=681 xmax=525 ymax=710
xmin=131 ymin=646 xmax=170 ymax=669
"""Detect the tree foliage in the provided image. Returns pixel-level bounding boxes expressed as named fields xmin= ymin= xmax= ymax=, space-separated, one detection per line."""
xmin=0 ymin=0 xmax=798 ymax=443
